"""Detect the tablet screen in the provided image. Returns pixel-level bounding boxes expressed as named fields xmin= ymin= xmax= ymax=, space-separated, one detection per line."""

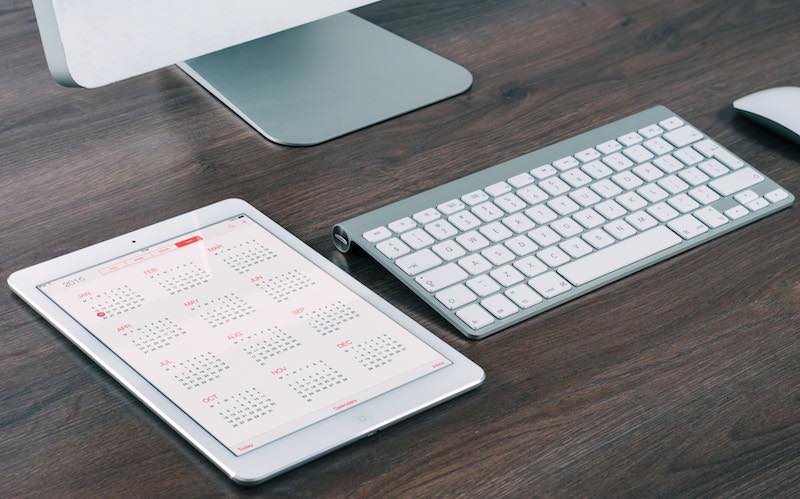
xmin=39 ymin=215 xmax=450 ymax=455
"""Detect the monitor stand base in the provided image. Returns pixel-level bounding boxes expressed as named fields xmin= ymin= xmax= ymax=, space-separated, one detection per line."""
xmin=178 ymin=12 xmax=473 ymax=146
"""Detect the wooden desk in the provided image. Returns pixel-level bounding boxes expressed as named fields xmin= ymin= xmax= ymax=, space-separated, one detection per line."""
xmin=3 ymin=0 xmax=800 ymax=495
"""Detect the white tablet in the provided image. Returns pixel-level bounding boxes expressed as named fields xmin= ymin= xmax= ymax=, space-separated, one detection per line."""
xmin=8 ymin=199 xmax=484 ymax=485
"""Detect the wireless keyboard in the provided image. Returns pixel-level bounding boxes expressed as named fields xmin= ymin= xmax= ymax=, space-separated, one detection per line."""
xmin=332 ymin=106 xmax=794 ymax=339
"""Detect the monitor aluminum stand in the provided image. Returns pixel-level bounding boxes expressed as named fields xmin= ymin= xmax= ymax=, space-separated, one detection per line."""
xmin=178 ymin=12 xmax=472 ymax=146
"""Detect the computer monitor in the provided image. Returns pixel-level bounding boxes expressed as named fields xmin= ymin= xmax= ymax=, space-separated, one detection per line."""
xmin=31 ymin=0 xmax=472 ymax=146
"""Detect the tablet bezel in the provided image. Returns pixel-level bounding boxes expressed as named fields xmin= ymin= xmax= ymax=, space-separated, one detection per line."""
xmin=8 ymin=198 xmax=484 ymax=485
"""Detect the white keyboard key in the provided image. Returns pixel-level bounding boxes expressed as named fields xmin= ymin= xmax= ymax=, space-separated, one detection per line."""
xmin=502 ymin=212 xmax=536 ymax=233
xmin=693 ymin=138 xmax=719 ymax=157
xmin=396 ymin=249 xmax=442 ymax=276
xmin=437 ymin=199 xmax=466 ymax=215
xmin=531 ymin=164 xmax=557 ymax=179
xmin=733 ymin=189 xmax=758 ymax=205
xmin=594 ymin=199 xmax=627 ymax=220
xmin=558 ymin=226 xmax=681 ymax=286
xmin=536 ymin=246 xmax=569 ymax=268
xmin=667 ymin=214 xmax=709 ymax=239
xmin=632 ymin=162 xmax=664 ymax=182
xmin=653 ymin=154 xmax=684 ymax=173
xmin=376 ymin=237 xmax=411 ymax=259
xmin=559 ymin=237 xmax=593 ymax=258
xmin=687 ymin=185 xmax=720 ymax=205
xmin=649 ymin=200 xmax=679 ymax=224
xmin=602 ymin=152 xmax=634 ymax=172
xmin=639 ymin=124 xmax=664 ymax=138
xmin=604 ymin=219 xmax=637 ymax=240
xmin=449 ymin=210 xmax=482 ymax=231
xmin=413 ymin=207 xmax=441 ymax=224
xmin=553 ymin=156 xmax=579 ymax=171
xmin=618 ymin=132 xmax=644 ymax=146
xmin=550 ymin=217 xmax=583 ymax=238
xmin=504 ymin=234 xmax=539 ymax=256
xmin=457 ymin=254 xmax=493 ymax=275
xmin=659 ymin=116 xmax=684 ymax=130
xmin=658 ymin=175 xmax=690 ymax=194
xmin=623 ymin=144 xmax=655 ymax=163
xmin=573 ymin=208 xmax=606 ymax=229
xmin=485 ymin=181 xmax=512 ymax=197
xmin=528 ymin=226 xmax=562 ymax=246
xmin=714 ymin=148 xmax=745 ymax=170
xmin=462 ymin=190 xmax=489 ymax=206
xmin=667 ymin=193 xmax=700 ymax=213
xmin=388 ymin=217 xmax=416 ymax=233
xmin=525 ymin=204 xmax=558 ymax=224
xmin=401 ymin=228 xmax=435 ymax=249
xmin=643 ymin=137 xmax=674 ymax=156
xmin=479 ymin=221 xmax=513 ymax=242
xmin=466 ymin=274 xmax=501 ymax=297
xmin=616 ymin=191 xmax=648 ymax=211
xmin=597 ymin=139 xmax=623 ymax=154
xmin=517 ymin=184 xmax=549 ymax=205
xmin=647 ymin=202 xmax=679 ymax=222
xmin=490 ymin=265 xmax=525 ymax=287
xmin=708 ymin=167 xmax=764 ymax=196
xmin=582 ymin=228 xmax=615 ymax=249
xmin=561 ymin=169 xmax=593 ymax=188
xmin=482 ymin=244 xmax=515 ymax=265
xmin=570 ymin=187 xmax=602 ymax=207
xmin=625 ymin=211 xmax=658 ymax=231
xmin=424 ymin=219 xmax=459 ymax=240
xmin=513 ymin=255 xmax=548 ymax=277
xmin=508 ymin=172 xmax=535 ymax=188
xmin=724 ymin=205 xmax=748 ymax=220
xmin=611 ymin=171 xmax=644 ymax=190
xmin=697 ymin=159 xmax=729 ymax=178
xmin=638 ymin=183 xmax=670 ymax=203
xmin=591 ymin=179 xmax=623 ymax=199
xmin=678 ymin=167 xmax=709 ymax=186
xmin=481 ymin=294 xmax=520 ymax=319
xmin=494 ymin=192 xmax=527 ymax=213
xmin=529 ymin=272 xmax=572 ymax=298
xmin=456 ymin=303 xmax=495 ymax=330
xmin=431 ymin=240 xmax=466 ymax=261
xmin=745 ymin=197 xmax=769 ymax=211
xmin=505 ymin=285 xmax=543 ymax=309
xmin=765 ymin=188 xmax=789 ymax=203
xmin=575 ymin=147 xmax=601 ymax=162
xmin=674 ymin=147 xmax=704 ymax=166
xmin=548 ymin=195 xmax=580 ymax=215
xmin=472 ymin=201 xmax=504 ymax=222
xmin=539 ymin=177 xmax=571 ymax=196
xmin=363 ymin=226 xmax=391 ymax=243
xmin=435 ymin=284 xmax=477 ymax=310
xmin=456 ymin=231 xmax=490 ymax=251
xmin=693 ymin=206 xmax=728 ymax=228
xmin=663 ymin=125 xmax=703 ymax=147
xmin=695 ymin=141 xmax=743 ymax=170
xmin=581 ymin=160 xmax=614 ymax=179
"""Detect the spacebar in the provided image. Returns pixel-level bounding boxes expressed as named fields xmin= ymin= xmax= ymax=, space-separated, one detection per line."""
xmin=557 ymin=226 xmax=682 ymax=286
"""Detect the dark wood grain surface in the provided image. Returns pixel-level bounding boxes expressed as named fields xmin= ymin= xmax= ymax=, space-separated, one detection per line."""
xmin=3 ymin=0 xmax=800 ymax=496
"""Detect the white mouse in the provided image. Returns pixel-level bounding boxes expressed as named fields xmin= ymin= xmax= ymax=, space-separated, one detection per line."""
xmin=733 ymin=86 xmax=800 ymax=145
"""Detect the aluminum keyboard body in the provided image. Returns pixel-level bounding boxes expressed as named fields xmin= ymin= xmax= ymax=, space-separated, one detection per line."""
xmin=333 ymin=106 xmax=794 ymax=339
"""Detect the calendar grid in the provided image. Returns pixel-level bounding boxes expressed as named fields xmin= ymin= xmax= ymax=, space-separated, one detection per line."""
xmin=164 ymin=352 xmax=231 ymax=390
xmin=344 ymin=333 xmax=407 ymax=371
xmin=148 ymin=262 xmax=212 ymax=295
xmin=124 ymin=317 xmax=187 ymax=354
xmin=278 ymin=360 xmax=349 ymax=403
